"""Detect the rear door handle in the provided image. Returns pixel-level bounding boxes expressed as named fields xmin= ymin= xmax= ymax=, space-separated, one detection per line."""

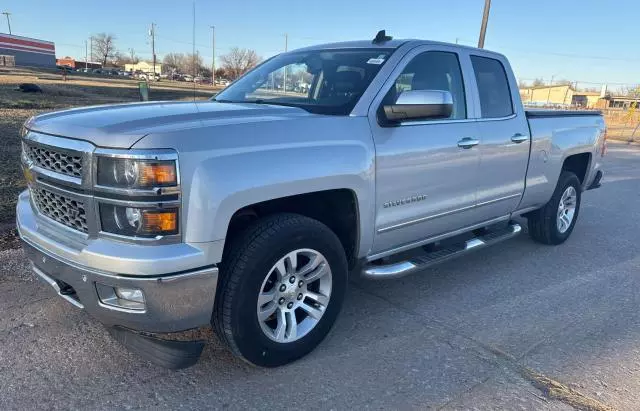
xmin=511 ymin=133 xmax=529 ymax=143
xmin=457 ymin=137 xmax=479 ymax=149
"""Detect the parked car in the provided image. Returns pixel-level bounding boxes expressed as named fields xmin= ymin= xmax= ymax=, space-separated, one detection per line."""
xmin=182 ymin=74 xmax=193 ymax=82
xmin=17 ymin=34 xmax=606 ymax=370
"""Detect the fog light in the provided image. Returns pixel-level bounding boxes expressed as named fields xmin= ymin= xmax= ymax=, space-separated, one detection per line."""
xmin=96 ymin=283 xmax=146 ymax=311
xmin=115 ymin=287 xmax=145 ymax=304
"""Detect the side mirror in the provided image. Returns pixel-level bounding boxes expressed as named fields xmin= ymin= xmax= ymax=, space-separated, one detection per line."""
xmin=383 ymin=90 xmax=453 ymax=122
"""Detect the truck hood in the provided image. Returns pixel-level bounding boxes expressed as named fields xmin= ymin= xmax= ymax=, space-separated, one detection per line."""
xmin=26 ymin=100 xmax=311 ymax=149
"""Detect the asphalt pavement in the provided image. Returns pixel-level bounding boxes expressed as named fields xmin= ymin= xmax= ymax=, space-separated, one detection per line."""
xmin=1 ymin=142 xmax=639 ymax=410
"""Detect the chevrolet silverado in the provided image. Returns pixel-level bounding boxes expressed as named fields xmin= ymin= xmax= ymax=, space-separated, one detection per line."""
xmin=17 ymin=33 xmax=606 ymax=368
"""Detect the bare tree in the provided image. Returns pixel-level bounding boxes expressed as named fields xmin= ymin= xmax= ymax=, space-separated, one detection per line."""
xmin=518 ymin=80 xmax=528 ymax=89
xmin=163 ymin=53 xmax=186 ymax=72
xmin=92 ymin=33 xmax=117 ymax=66
xmin=555 ymin=79 xmax=573 ymax=86
xmin=113 ymin=50 xmax=139 ymax=67
xmin=214 ymin=67 xmax=227 ymax=79
xmin=220 ymin=48 xmax=261 ymax=80
xmin=532 ymin=78 xmax=545 ymax=87
xmin=128 ymin=48 xmax=139 ymax=64
xmin=182 ymin=52 xmax=204 ymax=77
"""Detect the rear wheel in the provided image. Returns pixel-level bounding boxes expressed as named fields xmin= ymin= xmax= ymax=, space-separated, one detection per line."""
xmin=527 ymin=171 xmax=582 ymax=245
xmin=213 ymin=213 xmax=348 ymax=367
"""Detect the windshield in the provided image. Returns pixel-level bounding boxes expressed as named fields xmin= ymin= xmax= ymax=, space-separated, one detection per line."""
xmin=214 ymin=48 xmax=393 ymax=115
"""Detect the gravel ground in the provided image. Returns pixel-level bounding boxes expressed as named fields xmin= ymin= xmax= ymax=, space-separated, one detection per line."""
xmin=0 ymin=141 xmax=638 ymax=409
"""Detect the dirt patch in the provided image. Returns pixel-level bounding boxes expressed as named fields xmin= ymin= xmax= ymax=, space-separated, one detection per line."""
xmin=524 ymin=369 xmax=615 ymax=411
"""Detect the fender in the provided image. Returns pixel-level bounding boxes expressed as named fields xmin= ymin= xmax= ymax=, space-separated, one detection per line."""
xmin=133 ymin=114 xmax=377 ymax=259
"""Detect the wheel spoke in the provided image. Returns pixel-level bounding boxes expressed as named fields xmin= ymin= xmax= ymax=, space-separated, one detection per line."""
xmin=285 ymin=311 xmax=297 ymax=340
xmin=258 ymin=301 xmax=278 ymax=321
xmin=274 ymin=259 xmax=287 ymax=279
xmin=258 ymin=289 xmax=276 ymax=306
xmin=299 ymin=301 xmax=324 ymax=320
xmin=285 ymin=251 xmax=298 ymax=272
xmin=562 ymin=214 xmax=572 ymax=228
xmin=304 ymin=263 xmax=328 ymax=283
xmin=297 ymin=254 xmax=322 ymax=276
xmin=274 ymin=308 xmax=287 ymax=340
xmin=305 ymin=290 xmax=329 ymax=307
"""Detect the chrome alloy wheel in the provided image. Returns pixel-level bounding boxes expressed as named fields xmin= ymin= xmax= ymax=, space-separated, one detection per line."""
xmin=557 ymin=186 xmax=577 ymax=234
xmin=257 ymin=248 xmax=332 ymax=343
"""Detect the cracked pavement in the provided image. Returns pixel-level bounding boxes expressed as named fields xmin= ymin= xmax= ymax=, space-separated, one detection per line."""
xmin=1 ymin=142 xmax=639 ymax=410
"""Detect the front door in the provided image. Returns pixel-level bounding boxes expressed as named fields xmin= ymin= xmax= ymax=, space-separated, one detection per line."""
xmin=368 ymin=46 xmax=482 ymax=255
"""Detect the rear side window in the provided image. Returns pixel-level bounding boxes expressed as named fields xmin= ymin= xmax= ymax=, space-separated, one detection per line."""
xmin=471 ymin=56 xmax=513 ymax=118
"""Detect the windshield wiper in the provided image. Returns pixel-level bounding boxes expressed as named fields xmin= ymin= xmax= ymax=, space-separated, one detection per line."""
xmin=213 ymin=98 xmax=234 ymax=103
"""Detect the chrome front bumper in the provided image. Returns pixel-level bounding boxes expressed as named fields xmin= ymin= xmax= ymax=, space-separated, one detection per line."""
xmin=17 ymin=190 xmax=219 ymax=333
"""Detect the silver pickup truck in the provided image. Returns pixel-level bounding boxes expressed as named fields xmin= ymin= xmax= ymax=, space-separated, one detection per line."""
xmin=17 ymin=34 xmax=606 ymax=368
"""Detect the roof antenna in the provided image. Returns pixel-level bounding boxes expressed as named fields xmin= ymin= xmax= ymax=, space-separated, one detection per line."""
xmin=372 ymin=30 xmax=392 ymax=44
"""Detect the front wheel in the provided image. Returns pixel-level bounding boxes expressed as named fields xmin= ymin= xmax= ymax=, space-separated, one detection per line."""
xmin=527 ymin=171 xmax=582 ymax=245
xmin=213 ymin=213 xmax=348 ymax=367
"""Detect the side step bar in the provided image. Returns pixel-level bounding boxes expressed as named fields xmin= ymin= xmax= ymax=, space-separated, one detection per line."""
xmin=362 ymin=223 xmax=522 ymax=280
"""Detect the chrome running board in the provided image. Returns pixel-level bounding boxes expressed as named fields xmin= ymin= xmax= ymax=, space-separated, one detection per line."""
xmin=362 ymin=223 xmax=522 ymax=280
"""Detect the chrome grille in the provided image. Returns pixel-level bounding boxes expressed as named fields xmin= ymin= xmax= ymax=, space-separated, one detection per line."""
xmin=31 ymin=187 xmax=88 ymax=233
xmin=23 ymin=143 xmax=83 ymax=178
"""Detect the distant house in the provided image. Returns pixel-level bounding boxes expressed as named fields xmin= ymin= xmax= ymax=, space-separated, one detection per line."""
xmin=124 ymin=61 xmax=162 ymax=74
xmin=519 ymin=84 xmax=574 ymax=106
xmin=520 ymin=85 xmax=603 ymax=108
xmin=56 ymin=57 xmax=102 ymax=70
xmin=0 ymin=33 xmax=56 ymax=67
xmin=600 ymin=96 xmax=640 ymax=109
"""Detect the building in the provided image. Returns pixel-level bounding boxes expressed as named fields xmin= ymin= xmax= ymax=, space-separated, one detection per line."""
xmin=56 ymin=57 xmax=102 ymax=70
xmin=598 ymin=96 xmax=640 ymax=109
xmin=520 ymin=85 xmax=604 ymax=108
xmin=571 ymin=91 xmax=601 ymax=108
xmin=124 ymin=61 xmax=162 ymax=74
xmin=0 ymin=33 xmax=56 ymax=67
xmin=519 ymin=84 xmax=574 ymax=106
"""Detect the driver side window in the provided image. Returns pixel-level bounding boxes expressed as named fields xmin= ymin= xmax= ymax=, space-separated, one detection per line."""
xmin=385 ymin=51 xmax=467 ymax=120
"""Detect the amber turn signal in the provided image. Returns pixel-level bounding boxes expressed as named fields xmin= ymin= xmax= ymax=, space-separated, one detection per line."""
xmin=141 ymin=210 xmax=178 ymax=234
xmin=139 ymin=163 xmax=177 ymax=186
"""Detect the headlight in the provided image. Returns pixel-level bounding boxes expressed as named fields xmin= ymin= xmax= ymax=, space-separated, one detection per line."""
xmin=97 ymin=157 xmax=177 ymax=189
xmin=99 ymin=204 xmax=178 ymax=237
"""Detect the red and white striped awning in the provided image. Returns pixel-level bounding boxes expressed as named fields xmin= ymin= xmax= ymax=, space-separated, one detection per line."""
xmin=0 ymin=34 xmax=55 ymax=55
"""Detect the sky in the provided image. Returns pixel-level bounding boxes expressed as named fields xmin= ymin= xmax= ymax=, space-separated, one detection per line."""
xmin=2 ymin=0 xmax=639 ymax=89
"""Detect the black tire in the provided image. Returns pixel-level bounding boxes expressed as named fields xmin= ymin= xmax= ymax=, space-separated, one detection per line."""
xmin=527 ymin=171 xmax=582 ymax=245
xmin=212 ymin=213 xmax=348 ymax=367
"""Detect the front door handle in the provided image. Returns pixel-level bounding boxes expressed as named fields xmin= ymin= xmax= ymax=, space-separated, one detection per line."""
xmin=457 ymin=137 xmax=479 ymax=149
xmin=511 ymin=133 xmax=529 ymax=143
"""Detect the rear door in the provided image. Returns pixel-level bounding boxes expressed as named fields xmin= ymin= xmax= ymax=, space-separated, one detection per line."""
xmin=470 ymin=54 xmax=531 ymax=218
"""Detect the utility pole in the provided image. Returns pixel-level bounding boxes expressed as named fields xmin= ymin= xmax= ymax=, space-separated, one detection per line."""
xmin=85 ymin=40 xmax=88 ymax=69
xmin=210 ymin=25 xmax=215 ymax=85
xmin=129 ymin=48 xmax=136 ymax=63
xmin=546 ymin=75 xmax=556 ymax=104
xmin=150 ymin=23 xmax=156 ymax=76
xmin=477 ymin=0 xmax=491 ymax=48
xmin=2 ymin=12 xmax=11 ymax=35
xmin=90 ymin=36 xmax=93 ymax=62
xmin=283 ymin=33 xmax=288 ymax=93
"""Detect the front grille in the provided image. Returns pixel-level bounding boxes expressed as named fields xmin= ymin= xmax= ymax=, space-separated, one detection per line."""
xmin=23 ymin=143 xmax=83 ymax=178
xmin=31 ymin=187 xmax=88 ymax=233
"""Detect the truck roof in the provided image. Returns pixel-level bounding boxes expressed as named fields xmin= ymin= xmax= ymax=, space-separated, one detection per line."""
xmin=294 ymin=39 xmax=506 ymax=59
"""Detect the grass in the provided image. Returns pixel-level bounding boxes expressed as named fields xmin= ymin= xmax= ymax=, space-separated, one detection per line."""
xmin=0 ymin=68 xmax=219 ymax=248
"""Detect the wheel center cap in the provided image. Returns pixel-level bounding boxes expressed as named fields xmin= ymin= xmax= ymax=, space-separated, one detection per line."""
xmin=282 ymin=284 xmax=297 ymax=301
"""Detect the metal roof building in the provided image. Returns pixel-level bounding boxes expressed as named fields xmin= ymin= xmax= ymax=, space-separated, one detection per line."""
xmin=0 ymin=33 xmax=56 ymax=67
